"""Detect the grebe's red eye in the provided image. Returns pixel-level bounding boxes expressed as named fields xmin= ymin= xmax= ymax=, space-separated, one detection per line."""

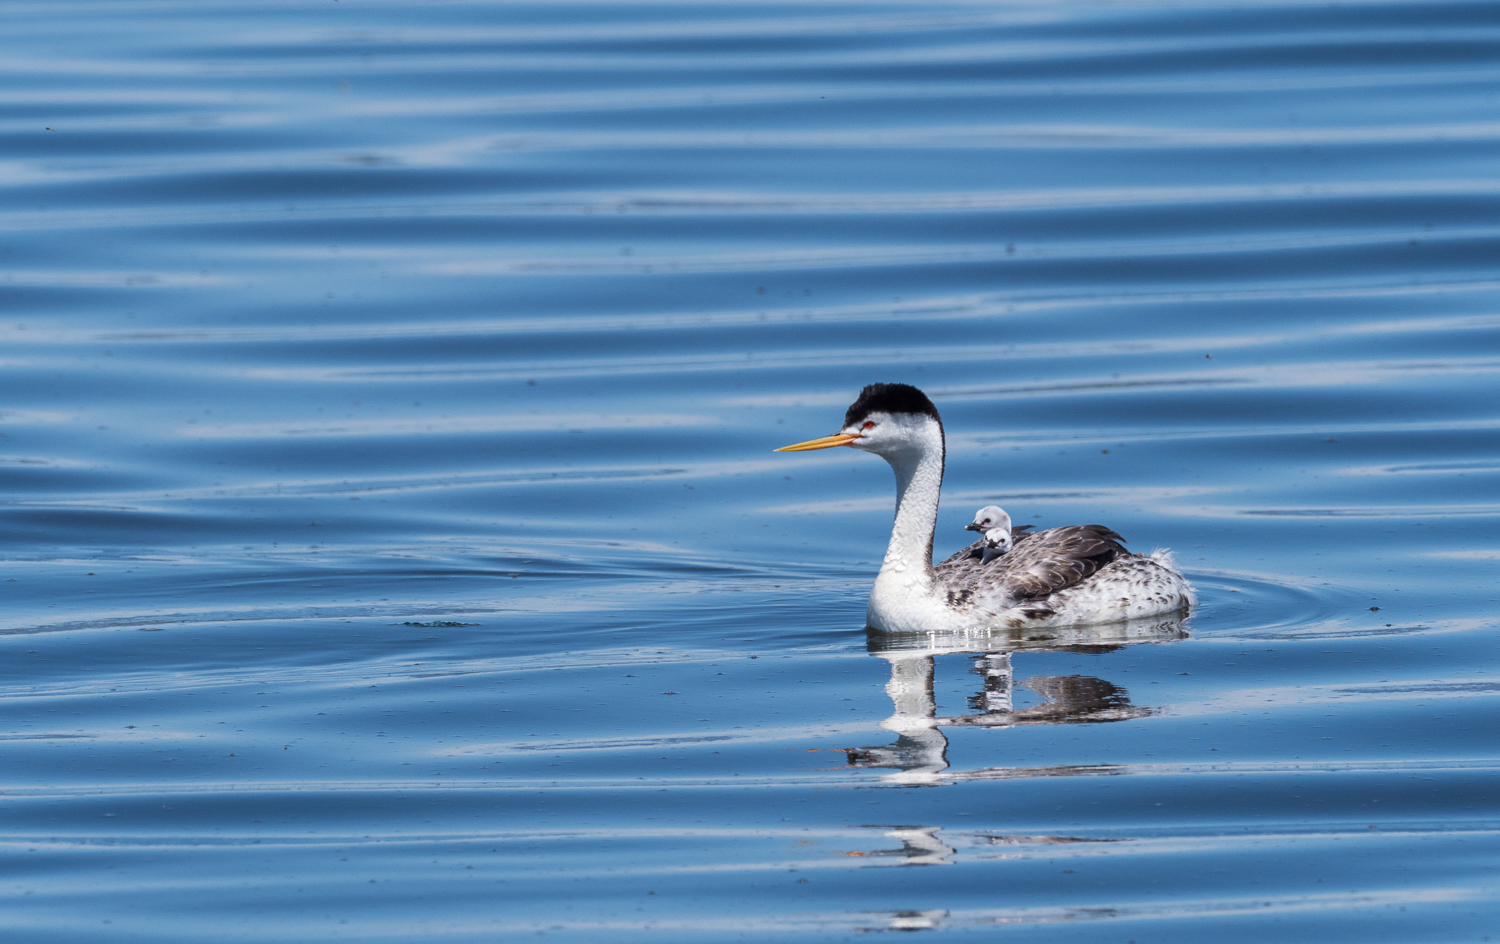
xmin=862 ymin=421 xmax=874 ymax=430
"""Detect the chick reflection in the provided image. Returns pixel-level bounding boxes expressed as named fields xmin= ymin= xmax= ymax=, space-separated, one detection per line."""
xmin=846 ymin=618 xmax=1187 ymax=786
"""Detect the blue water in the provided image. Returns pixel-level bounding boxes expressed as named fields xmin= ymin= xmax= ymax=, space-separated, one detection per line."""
xmin=4 ymin=0 xmax=1500 ymax=940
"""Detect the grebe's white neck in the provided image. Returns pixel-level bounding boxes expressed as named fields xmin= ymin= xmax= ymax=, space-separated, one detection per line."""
xmin=860 ymin=415 xmax=946 ymax=630
xmin=882 ymin=432 xmax=944 ymax=580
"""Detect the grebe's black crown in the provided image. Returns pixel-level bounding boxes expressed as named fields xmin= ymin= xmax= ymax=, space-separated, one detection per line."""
xmin=843 ymin=383 xmax=942 ymax=428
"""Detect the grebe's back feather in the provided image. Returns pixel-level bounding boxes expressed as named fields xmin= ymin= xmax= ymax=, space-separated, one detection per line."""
xmin=938 ymin=525 xmax=1126 ymax=596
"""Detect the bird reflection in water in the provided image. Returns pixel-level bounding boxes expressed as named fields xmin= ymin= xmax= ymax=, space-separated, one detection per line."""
xmin=839 ymin=826 xmax=954 ymax=867
xmin=845 ymin=617 xmax=1188 ymax=787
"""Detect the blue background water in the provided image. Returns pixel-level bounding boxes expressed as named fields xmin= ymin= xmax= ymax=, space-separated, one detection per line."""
xmin=3 ymin=1 xmax=1499 ymax=940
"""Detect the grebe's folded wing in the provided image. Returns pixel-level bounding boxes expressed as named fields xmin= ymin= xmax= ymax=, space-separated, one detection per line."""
xmin=990 ymin=525 xmax=1128 ymax=598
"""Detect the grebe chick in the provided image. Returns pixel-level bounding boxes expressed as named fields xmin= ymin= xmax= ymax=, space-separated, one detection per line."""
xmin=962 ymin=505 xmax=1037 ymax=563
xmin=980 ymin=527 xmax=1012 ymax=563
xmin=965 ymin=506 xmax=1014 ymax=563
xmin=966 ymin=505 xmax=1011 ymax=536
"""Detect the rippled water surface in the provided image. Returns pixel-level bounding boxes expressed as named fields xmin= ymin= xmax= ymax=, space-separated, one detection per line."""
xmin=4 ymin=1 xmax=1500 ymax=940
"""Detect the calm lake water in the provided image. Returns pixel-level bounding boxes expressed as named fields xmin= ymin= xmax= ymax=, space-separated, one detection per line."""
xmin=4 ymin=1 xmax=1500 ymax=940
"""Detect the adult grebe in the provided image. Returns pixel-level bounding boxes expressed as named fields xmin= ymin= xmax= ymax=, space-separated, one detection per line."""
xmin=776 ymin=383 xmax=1194 ymax=633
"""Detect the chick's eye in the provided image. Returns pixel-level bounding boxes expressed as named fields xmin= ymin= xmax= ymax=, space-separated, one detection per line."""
xmin=862 ymin=421 xmax=875 ymax=430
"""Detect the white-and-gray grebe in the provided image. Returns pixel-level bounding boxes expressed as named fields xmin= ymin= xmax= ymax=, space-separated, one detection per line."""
xmin=776 ymin=383 xmax=1194 ymax=633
